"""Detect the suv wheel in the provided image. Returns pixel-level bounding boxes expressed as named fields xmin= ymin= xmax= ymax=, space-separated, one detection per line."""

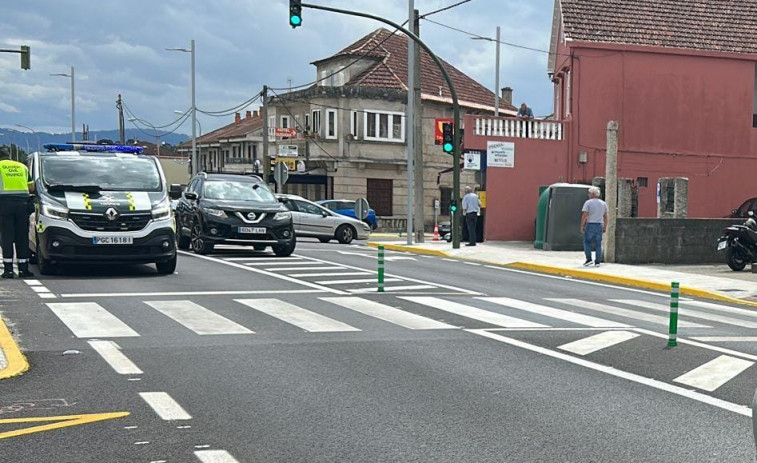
xmin=336 ymin=224 xmax=355 ymax=244
xmin=273 ymin=238 xmax=296 ymax=257
xmin=191 ymin=222 xmax=214 ymax=255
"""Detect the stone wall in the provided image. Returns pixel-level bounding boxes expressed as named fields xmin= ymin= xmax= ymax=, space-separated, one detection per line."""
xmin=615 ymin=218 xmax=742 ymax=264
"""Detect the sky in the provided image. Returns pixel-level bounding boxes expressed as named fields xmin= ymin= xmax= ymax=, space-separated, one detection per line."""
xmin=0 ymin=0 xmax=556 ymax=140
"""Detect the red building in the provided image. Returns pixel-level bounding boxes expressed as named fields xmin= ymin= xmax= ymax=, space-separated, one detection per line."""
xmin=465 ymin=0 xmax=757 ymax=241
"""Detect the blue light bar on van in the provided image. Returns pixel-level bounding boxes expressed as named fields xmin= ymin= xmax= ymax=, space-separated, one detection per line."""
xmin=43 ymin=143 xmax=144 ymax=154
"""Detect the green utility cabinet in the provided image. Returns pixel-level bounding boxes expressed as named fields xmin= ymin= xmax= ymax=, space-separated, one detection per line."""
xmin=541 ymin=183 xmax=592 ymax=251
xmin=533 ymin=186 xmax=549 ymax=249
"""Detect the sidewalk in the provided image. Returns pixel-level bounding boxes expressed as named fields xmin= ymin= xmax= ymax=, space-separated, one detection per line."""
xmin=367 ymin=238 xmax=757 ymax=307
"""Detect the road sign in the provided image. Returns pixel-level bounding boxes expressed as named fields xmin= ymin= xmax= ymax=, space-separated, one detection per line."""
xmin=275 ymin=158 xmax=297 ymax=170
xmin=274 ymin=161 xmax=289 ymax=186
xmin=355 ymin=197 xmax=370 ymax=220
xmin=464 ymin=152 xmax=481 ymax=170
xmin=275 ymin=128 xmax=298 ymax=138
xmin=278 ymin=144 xmax=298 ymax=156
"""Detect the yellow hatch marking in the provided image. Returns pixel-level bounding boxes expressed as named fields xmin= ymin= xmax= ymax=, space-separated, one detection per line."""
xmin=0 ymin=412 xmax=129 ymax=439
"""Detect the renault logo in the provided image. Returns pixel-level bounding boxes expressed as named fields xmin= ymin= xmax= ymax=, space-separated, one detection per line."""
xmin=247 ymin=212 xmax=257 ymax=220
xmin=105 ymin=208 xmax=119 ymax=221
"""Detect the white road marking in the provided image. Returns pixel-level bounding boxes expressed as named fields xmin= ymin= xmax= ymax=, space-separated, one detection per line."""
xmin=684 ymin=300 xmax=757 ymax=319
xmin=289 ymin=272 xmax=370 ymax=278
xmin=673 ymin=355 xmax=754 ymax=392
xmin=690 ymin=337 xmax=757 ymax=342
xmin=38 ymin=293 xmax=57 ymax=299
xmin=31 ymin=286 xmax=51 ymax=293
xmin=469 ymin=329 xmax=751 ymax=416
xmin=463 ymin=262 xmax=481 ymax=266
xmin=225 ymin=257 xmax=304 ymax=262
xmin=322 ymin=297 xmax=457 ymax=330
xmin=401 ymin=296 xmax=548 ymax=328
xmin=244 ymin=261 xmax=322 ymax=266
xmin=268 ymin=266 xmax=346 ymax=272
xmin=558 ymin=331 xmax=640 ymax=355
xmin=337 ymin=251 xmax=416 ymax=261
xmin=145 ymin=301 xmax=254 ymax=335
xmin=480 ymin=297 xmax=630 ymax=328
xmin=61 ymin=290 xmax=325 ymax=298
xmin=139 ymin=392 xmax=192 ymax=420
xmin=194 ymin=450 xmax=240 ymax=463
xmin=47 ymin=302 xmax=139 ymax=338
xmin=348 ymin=285 xmax=437 ymax=293
xmin=315 ymin=278 xmax=402 ymax=285
xmin=236 ymin=299 xmax=360 ymax=332
xmin=612 ymin=299 xmax=757 ymax=328
xmin=23 ymin=279 xmax=42 ymax=286
xmin=88 ymin=340 xmax=143 ymax=375
xmin=548 ymin=299 xmax=710 ymax=328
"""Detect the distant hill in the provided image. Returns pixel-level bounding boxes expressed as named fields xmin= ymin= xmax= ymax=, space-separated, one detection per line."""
xmin=0 ymin=128 xmax=189 ymax=151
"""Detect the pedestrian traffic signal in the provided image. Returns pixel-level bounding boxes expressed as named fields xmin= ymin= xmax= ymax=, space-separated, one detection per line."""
xmin=442 ymin=122 xmax=454 ymax=154
xmin=20 ymin=45 xmax=30 ymax=70
xmin=289 ymin=0 xmax=302 ymax=28
xmin=450 ymin=199 xmax=457 ymax=213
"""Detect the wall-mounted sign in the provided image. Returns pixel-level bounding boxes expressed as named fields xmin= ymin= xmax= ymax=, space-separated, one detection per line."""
xmin=275 ymin=128 xmax=298 ymax=138
xmin=487 ymin=141 xmax=515 ymax=168
xmin=277 ymin=144 xmax=298 ymax=156
xmin=463 ymin=152 xmax=480 ymax=171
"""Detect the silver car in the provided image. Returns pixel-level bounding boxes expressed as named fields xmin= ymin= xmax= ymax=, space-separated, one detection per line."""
xmin=276 ymin=194 xmax=371 ymax=244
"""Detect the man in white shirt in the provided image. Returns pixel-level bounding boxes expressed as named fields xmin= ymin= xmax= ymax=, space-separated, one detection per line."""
xmin=580 ymin=186 xmax=608 ymax=267
xmin=462 ymin=186 xmax=481 ymax=247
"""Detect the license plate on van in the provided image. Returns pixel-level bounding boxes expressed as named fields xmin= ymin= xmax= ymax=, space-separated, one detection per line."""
xmin=238 ymin=227 xmax=266 ymax=234
xmin=93 ymin=236 xmax=133 ymax=245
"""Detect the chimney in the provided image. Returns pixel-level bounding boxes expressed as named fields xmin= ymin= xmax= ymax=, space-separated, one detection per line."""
xmin=235 ymin=112 xmax=241 ymax=124
xmin=253 ymin=110 xmax=259 ymax=118
xmin=502 ymin=87 xmax=513 ymax=106
xmin=245 ymin=110 xmax=252 ymax=120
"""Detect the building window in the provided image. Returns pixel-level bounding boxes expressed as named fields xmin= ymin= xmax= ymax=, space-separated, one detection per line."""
xmin=350 ymin=111 xmax=359 ymax=138
xmin=311 ymin=110 xmax=321 ymax=136
xmin=326 ymin=109 xmax=337 ymax=139
xmin=565 ymin=70 xmax=572 ymax=118
xmin=281 ymin=116 xmax=290 ymax=129
xmin=367 ymin=178 xmax=393 ymax=216
xmin=636 ymin=177 xmax=648 ymax=188
xmin=305 ymin=114 xmax=310 ymax=132
xmin=363 ymin=110 xmax=405 ymax=142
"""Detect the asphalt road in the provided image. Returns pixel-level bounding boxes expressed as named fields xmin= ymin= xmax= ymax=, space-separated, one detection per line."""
xmin=1 ymin=238 xmax=756 ymax=462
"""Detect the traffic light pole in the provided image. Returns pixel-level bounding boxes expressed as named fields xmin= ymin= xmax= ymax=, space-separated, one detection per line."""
xmin=297 ymin=3 xmax=462 ymax=249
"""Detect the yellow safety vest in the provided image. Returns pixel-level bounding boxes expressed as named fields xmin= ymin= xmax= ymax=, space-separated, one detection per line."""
xmin=0 ymin=160 xmax=31 ymax=196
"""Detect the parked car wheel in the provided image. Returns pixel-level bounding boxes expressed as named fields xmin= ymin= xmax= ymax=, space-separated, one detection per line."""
xmin=726 ymin=246 xmax=748 ymax=271
xmin=336 ymin=224 xmax=355 ymax=244
xmin=273 ymin=238 xmax=296 ymax=257
xmin=191 ymin=221 xmax=214 ymax=255
xmin=176 ymin=218 xmax=190 ymax=250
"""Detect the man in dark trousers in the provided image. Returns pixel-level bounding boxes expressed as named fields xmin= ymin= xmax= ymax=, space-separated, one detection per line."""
xmin=462 ymin=185 xmax=481 ymax=247
xmin=0 ymin=147 xmax=34 ymax=278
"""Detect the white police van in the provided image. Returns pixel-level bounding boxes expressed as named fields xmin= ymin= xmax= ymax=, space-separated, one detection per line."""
xmin=28 ymin=143 xmax=181 ymax=275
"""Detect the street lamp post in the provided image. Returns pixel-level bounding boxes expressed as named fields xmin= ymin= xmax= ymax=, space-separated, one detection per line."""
xmin=15 ymin=124 xmax=40 ymax=152
xmin=50 ymin=66 xmax=75 ymax=142
xmin=472 ymin=27 xmax=501 ymax=116
xmin=174 ymin=110 xmax=202 ymax=168
xmin=166 ymin=40 xmax=196 ymax=175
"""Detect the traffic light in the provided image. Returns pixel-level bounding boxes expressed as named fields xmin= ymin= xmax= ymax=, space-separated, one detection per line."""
xmin=20 ymin=45 xmax=30 ymax=70
xmin=289 ymin=0 xmax=302 ymax=28
xmin=450 ymin=199 xmax=457 ymax=213
xmin=442 ymin=122 xmax=454 ymax=154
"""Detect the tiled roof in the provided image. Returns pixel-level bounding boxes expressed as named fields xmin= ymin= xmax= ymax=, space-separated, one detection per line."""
xmin=320 ymin=28 xmax=512 ymax=111
xmin=180 ymin=113 xmax=263 ymax=147
xmin=560 ymin=0 xmax=757 ymax=55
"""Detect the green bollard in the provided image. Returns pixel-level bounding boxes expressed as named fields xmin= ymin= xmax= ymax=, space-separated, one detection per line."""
xmin=378 ymin=245 xmax=385 ymax=292
xmin=668 ymin=281 xmax=679 ymax=347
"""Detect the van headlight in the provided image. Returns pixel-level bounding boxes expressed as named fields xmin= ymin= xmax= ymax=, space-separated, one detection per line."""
xmin=41 ymin=201 xmax=69 ymax=220
xmin=152 ymin=198 xmax=172 ymax=220
xmin=273 ymin=211 xmax=292 ymax=222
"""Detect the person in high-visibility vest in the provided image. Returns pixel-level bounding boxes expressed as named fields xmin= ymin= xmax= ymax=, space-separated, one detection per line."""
xmin=0 ymin=147 xmax=35 ymax=278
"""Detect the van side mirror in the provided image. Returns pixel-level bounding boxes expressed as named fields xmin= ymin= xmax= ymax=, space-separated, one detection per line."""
xmin=184 ymin=191 xmax=198 ymax=201
xmin=169 ymin=184 xmax=183 ymax=200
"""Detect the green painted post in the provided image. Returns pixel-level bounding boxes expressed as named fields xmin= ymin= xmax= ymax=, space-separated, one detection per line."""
xmin=378 ymin=245 xmax=385 ymax=292
xmin=668 ymin=281 xmax=679 ymax=347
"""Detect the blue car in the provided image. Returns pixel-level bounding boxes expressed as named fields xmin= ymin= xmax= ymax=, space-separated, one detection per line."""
xmin=318 ymin=199 xmax=378 ymax=230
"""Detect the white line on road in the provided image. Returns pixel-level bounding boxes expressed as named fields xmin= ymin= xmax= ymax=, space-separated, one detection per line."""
xmin=612 ymin=299 xmax=757 ymax=328
xmin=322 ymin=297 xmax=457 ymax=330
xmin=236 ymin=299 xmax=360 ymax=332
xmin=348 ymin=285 xmax=436 ymax=293
xmin=139 ymin=392 xmax=192 ymax=420
xmin=225 ymin=257 xmax=304 ymax=262
xmin=47 ymin=302 xmax=139 ymax=338
xmin=315 ymin=278 xmax=401 ymax=285
xmin=194 ymin=450 xmax=241 ymax=463
xmin=673 ymin=355 xmax=754 ymax=392
xmin=684 ymin=300 xmax=757 ymax=319
xmin=60 ymin=290 xmax=325 ymax=298
xmin=558 ymin=331 xmax=640 ymax=355
xmin=690 ymin=337 xmax=757 ymax=342
xmin=268 ymin=266 xmax=346 ymax=272
xmin=30 ymin=286 xmax=51 ymax=293
xmin=401 ymin=296 xmax=548 ymax=328
xmin=547 ymin=299 xmax=710 ymax=328
xmin=243 ymin=261 xmax=322 ymax=266
xmin=468 ymin=329 xmax=752 ymax=417
xmin=480 ymin=297 xmax=631 ymax=328
xmin=289 ymin=272 xmax=370 ymax=278
xmin=88 ymin=340 xmax=143 ymax=375
xmin=38 ymin=293 xmax=57 ymax=299
xmin=23 ymin=279 xmax=42 ymax=286
xmin=145 ymin=301 xmax=254 ymax=335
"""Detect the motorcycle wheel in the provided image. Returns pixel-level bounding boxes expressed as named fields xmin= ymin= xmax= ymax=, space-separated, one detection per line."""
xmin=726 ymin=246 xmax=748 ymax=271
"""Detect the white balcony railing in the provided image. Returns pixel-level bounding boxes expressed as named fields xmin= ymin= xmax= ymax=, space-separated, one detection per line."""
xmin=473 ymin=117 xmax=564 ymax=141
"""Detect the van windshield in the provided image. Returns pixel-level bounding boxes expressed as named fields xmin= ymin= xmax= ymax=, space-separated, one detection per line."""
xmin=40 ymin=155 xmax=162 ymax=191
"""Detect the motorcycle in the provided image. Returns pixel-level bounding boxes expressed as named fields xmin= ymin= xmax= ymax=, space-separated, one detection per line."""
xmin=717 ymin=212 xmax=757 ymax=271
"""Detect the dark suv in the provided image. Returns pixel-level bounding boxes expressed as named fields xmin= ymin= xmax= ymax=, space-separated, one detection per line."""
xmin=174 ymin=173 xmax=295 ymax=256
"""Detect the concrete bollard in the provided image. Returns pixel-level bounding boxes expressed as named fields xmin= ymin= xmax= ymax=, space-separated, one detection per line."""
xmin=668 ymin=281 xmax=679 ymax=347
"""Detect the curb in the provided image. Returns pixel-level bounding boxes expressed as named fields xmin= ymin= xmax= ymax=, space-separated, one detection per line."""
xmin=0 ymin=314 xmax=29 ymax=380
xmin=366 ymin=241 xmax=757 ymax=307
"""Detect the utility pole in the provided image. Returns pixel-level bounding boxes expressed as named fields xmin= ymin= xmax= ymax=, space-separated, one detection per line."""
xmin=262 ymin=85 xmax=270 ymax=184
xmin=405 ymin=0 xmax=415 ymax=245
xmin=495 ymin=26 xmax=501 ymax=116
xmin=412 ymin=9 xmax=424 ymax=243
xmin=605 ymin=121 xmax=619 ymax=262
xmin=117 ymin=94 xmax=125 ymax=144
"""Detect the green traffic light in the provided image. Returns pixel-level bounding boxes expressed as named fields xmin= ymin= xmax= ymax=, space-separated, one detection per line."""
xmin=290 ymin=15 xmax=302 ymax=26
xmin=443 ymin=142 xmax=454 ymax=153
